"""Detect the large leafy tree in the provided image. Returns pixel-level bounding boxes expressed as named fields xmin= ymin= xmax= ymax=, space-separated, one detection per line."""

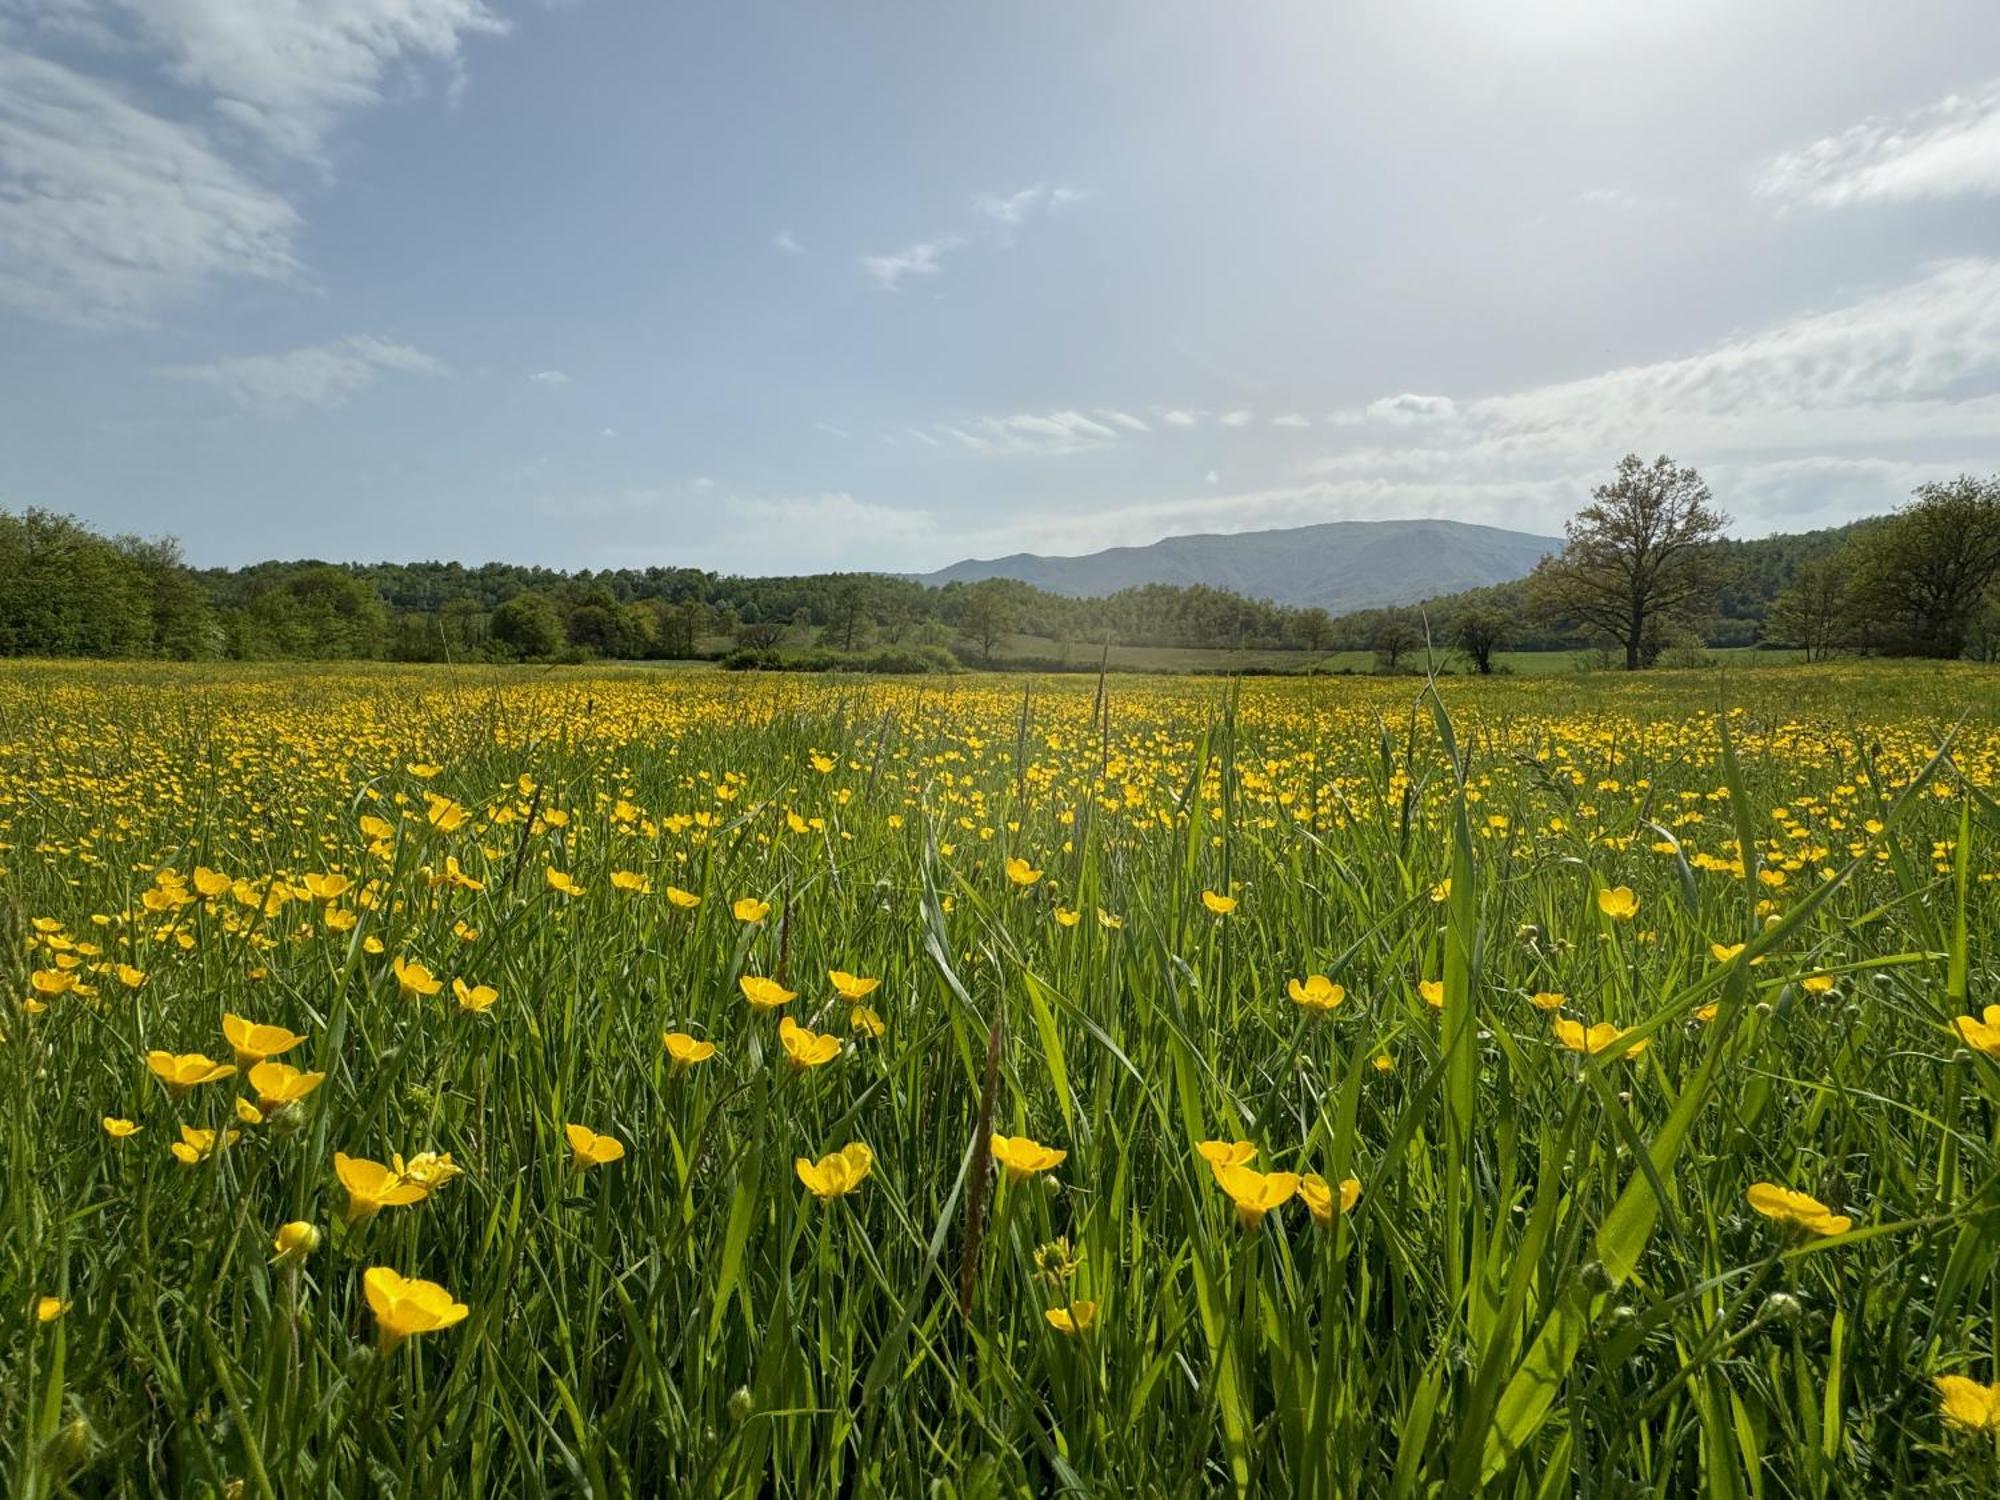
xmin=1528 ymin=454 xmax=1730 ymax=670
xmin=1845 ymin=475 xmax=2000 ymax=658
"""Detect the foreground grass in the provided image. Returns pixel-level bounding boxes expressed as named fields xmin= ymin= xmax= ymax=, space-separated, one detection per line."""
xmin=3 ymin=659 xmax=1999 ymax=1496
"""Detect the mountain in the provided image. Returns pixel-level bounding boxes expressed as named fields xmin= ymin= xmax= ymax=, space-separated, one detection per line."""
xmin=917 ymin=518 xmax=1562 ymax=613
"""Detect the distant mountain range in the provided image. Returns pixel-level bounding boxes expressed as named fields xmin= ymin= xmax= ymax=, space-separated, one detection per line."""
xmin=916 ymin=518 xmax=1561 ymax=614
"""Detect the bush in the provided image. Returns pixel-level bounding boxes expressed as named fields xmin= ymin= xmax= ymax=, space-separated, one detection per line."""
xmin=723 ymin=644 xmax=959 ymax=675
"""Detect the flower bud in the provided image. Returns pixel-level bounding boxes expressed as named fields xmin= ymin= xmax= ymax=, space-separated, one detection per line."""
xmin=272 ymin=1221 xmax=321 ymax=1265
xmin=1760 ymin=1292 xmax=1803 ymax=1325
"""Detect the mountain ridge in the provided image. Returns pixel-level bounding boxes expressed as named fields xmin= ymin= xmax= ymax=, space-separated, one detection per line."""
xmin=916 ymin=517 xmax=1562 ymax=613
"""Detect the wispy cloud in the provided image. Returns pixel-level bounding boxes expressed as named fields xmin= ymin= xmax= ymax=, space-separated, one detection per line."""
xmin=860 ymin=236 xmax=964 ymax=291
xmin=1333 ymin=393 xmax=1458 ymax=426
xmin=971 ymin=182 xmax=1087 ymax=226
xmin=0 ymin=50 xmax=300 ymax=325
xmin=1755 ymin=80 xmax=2000 ymax=207
xmin=527 ymin=369 xmax=571 ymax=386
xmin=934 ymin=409 xmax=1122 ymax=456
xmin=772 ymin=228 xmax=807 ymax=255
xmin=0 ymin=0 xmax=507 ymax=323
xmin=862 ymin=180 xmax=1087 ymax=289
xmin=159 ymin=334 xmax=444 ymax=417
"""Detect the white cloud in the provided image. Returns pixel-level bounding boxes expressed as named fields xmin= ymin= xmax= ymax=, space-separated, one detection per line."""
xmin=935 ymin=409 xmax=1122 ymax=457
xmin=1334 ymin=392 xmax=1459 ymax=426
xmin=1286 ymin=259 xmax=2000 ymax=535
xmin=1218 ymin=409 xmax=1254 ymax=427
xmin=527 ymin=369 xmax=571 ymax=386
xmin=1756 ymin=81 xmax=2000 ymax=208
xmin=1271 ymin=412 xmax=1310 ymax=428
xmin=813 ymin=421 xmax=852 ymax=440
xmin=1096 ymin=408 xmax=1151 ymax=433
xmin=159 ymin=334 xmax=442 ymax=416
xmin=0 ymin=50 xmax=300 ymax=324
xmin=973 ymin=185 xmax=1047 ymax=225
xmin=972 ymin=182 xmax=1087 ymax=225
xmin=99 ymin=0 xmax=507 ymax=163
xmin=860 ymin=236 xmax=964 ymax=290
xmin=1160 ymin=409 xmax=1201 ymax=428
xmin=772 ymin=228 xmax=806 ymax=255
xmin=0 ymin=0 xmax=508 ymax=322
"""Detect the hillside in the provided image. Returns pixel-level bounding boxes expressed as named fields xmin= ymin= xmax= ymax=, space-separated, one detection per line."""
xmin=916 ymin=518 xmax=1560 ymax=612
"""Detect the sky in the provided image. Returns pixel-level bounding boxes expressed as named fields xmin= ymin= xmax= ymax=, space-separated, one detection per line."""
xmin=3 ymin=0 xmax=2000 ymax=576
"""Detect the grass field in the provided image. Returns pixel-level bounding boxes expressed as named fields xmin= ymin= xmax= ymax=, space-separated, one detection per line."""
xmin=5 ymin=659 xmax=2000 ymax=1495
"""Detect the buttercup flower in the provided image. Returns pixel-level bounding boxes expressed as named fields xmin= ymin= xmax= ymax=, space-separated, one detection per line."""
xmin=778 ymin=1016 xmax=840 ymax=1069
xmin=364 ymin=1268 xmax=469 ymax=1353
xmin=1300 ymin=1173 xmax=1362 ymax=1225
xmin=566 ymin=1123 xmax=626 ymax=1170
xmin=102 ymin=1117 xmax=140 ymax=1139
xmin=732 ymin=897 xmax=770 ymax=923
xmin=796 ymin=1142 xmax=873 ymax=1199
xmin=1952 ymin=1006 xmax=2000 ymax=1058
xmin=1598 ymin=886 xmax=1640 ymax=921
xmin=1004 ymin=857 xmax=1042 ymax=887
xmin=1200 ymin=890 xmax=1237 ymax=915
xmin=1746 ymin=1182 xmax=1851 ymax=1237
xmin=247 ymin=1060 xmax=325 ymax=1116
xmin=148 ymin=1051 xmax=236 ymax=1098
xmin=400 ymin=1153 xmax=464 ymax=1191
xmin=336 ymin=1152 xmax=428 ymax=1222
xmin=1287 ymin=974 xmax=1345 ymax=1012
xmin=452 ymin=978 xmax=499 ymax=1014
xmin=739 ymin=975 xmax=797 ymax=1011
xmin=1936 ymin=1374 xmax=2000 ymax=1434
xmin=1197 ymin=1140 xmax=1257 ymax=1173
xmin=829 ymin=970 xmax=880 ymax=1001
xmin=1213 ymin=1164 xmax=1299 ymax=1231
xmin=1046 ymin=1301 xmax=1097 ymax=1335
xmin=990 ymin=1133 xmax=1067 ymax=1181
xmin=1553 ymin=1018 xmax=1649 ymax=1058
xmin=391 ymin=957 xmax=442 ymax=998
xmin=171 ymin=1125 xmax=238 ymax=1164
xmin=664 ymin=1031 xmax=717 ymax=1065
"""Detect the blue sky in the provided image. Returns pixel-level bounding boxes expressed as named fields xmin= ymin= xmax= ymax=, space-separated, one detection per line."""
xmin=3 ymin=1 xmax=2000 ymax=574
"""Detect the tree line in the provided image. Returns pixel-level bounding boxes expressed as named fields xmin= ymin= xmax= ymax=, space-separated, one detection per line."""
xmin=2 ymin=463 xmax=1997 ymax=668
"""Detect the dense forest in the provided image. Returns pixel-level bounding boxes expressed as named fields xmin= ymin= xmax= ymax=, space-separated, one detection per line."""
xmin=0 ymin=479 xmax=1990 ymax=670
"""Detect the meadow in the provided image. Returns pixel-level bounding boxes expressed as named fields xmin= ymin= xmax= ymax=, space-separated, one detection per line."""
xmin=3 ymin=657 xmax=1999 ymax=1496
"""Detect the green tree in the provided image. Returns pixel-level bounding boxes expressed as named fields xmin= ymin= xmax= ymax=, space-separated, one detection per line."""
xmin=953 ymin=580 xmax=1017 ymax=661
xmin=1369 ymin=608 xmax=1425 ymax=672
xmin=1846 ymin=475 xmax=2000 ymax=658
xmin=491 ymin=592 xmax=565 ymax=659
xmin=1452 ymin=606 xmax=1511 ymax=674
xmin=240 ymin=567 xmax=388 ymax=659
xmin=1762 ymin=556 xmax=1850 ymax=662
xmin=1528 ymin=454 xmax=1730 ymax=670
